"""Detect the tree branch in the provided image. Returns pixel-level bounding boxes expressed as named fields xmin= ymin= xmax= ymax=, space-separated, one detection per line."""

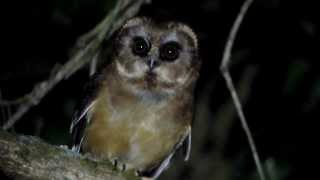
xmin=0 ymin=130 xmax=140 ymax=180
xmin=1 ymin=0 xmax=149 ymax=130
xmin=220 ymin=0 xmax=267 ymax=180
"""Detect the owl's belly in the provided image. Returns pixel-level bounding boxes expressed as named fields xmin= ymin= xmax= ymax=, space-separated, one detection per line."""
xmin=83 ymin=104 xmax=184 ymax=171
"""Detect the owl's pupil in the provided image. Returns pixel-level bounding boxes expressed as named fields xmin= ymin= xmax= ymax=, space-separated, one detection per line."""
xmin=160 ymin=42 xmax=181 ymax=62
xmin=132 ymin=37 xmax=150 ymax=57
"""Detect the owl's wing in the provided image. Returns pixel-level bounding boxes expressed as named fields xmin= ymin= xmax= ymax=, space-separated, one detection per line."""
xmin=141 ymin=126 xmax=192 ymax=179
xmin=69 ymin=72 xmax=103 ymax=152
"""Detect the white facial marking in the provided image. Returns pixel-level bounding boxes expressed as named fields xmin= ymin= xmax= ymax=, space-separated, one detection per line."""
xmin=163 ymin=32 xmax=178 ymax=43
xmin=116 ymin=61 xmax=147 ymax=79
xmin=155 ymin=66 xmax=174 ymax=84
xmin=177 ymin=70 xmax=191 ymax=85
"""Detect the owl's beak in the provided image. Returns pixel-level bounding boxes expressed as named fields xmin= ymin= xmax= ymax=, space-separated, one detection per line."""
xmin=147 ymin=58 xmax=158 ymax=70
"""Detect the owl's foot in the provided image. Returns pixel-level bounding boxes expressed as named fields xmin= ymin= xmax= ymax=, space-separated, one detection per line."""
xmin=135 ymin=170 xmax=142 ymax=176
xmin=112 ymin=159 xmax=126 ymax=172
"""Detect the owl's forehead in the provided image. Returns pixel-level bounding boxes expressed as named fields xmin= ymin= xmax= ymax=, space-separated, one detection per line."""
xmin=128 ymin=24 xmax=181 ymax=43
xmin=119 ymin=18 xmax=198 ymax=49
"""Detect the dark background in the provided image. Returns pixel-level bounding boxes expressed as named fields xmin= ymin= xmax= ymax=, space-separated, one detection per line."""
xmin=1 ymin=0 xmax=318 ymax=179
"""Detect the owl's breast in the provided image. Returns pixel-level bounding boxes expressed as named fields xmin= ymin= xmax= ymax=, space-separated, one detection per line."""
xmin=82 ymin=88 xmax=188 ymax=171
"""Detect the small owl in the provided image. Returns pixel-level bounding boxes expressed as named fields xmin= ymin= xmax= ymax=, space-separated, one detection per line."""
xmin=70 ymin=17 xmax=201 ymax=179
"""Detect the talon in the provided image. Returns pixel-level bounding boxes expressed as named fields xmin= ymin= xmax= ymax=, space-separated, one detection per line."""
xmin=111 ymin=159 xmax=127 ymax=172
xmin=136 ymin=170 xmax=142 ymax=176
xmin=121 ymin=164 xmax=126 ymax=172
xmin=112 ymin=159 xmax=118 ymax=170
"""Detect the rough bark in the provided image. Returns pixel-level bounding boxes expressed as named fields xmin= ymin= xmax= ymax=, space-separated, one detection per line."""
xmin=0 ymin=130 xmax=139 ymax=180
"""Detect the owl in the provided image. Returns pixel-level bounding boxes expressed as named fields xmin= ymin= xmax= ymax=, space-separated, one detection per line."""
xmin=70 ymin=17 xmax=201 ymax=179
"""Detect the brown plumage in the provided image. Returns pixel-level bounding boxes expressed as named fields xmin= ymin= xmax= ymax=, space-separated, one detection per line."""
xmin=70 ymin=17 xmax=201 ymax=179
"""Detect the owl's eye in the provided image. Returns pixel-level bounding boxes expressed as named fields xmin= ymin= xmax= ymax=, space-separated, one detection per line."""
xmin=131 ymin=37 xmax=150 ymax=57
xmin=160 ymin=42 xmax=181 ymax=62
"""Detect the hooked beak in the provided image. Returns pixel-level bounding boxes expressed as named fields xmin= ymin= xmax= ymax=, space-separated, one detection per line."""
xmin=147 ymin=58 xmax=158 ymax=70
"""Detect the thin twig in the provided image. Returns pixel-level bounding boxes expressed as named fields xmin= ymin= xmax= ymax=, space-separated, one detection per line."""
xmin=220 ymin=0 xmax=267 ymax=180
xmin=1 ymin=0 xmax=148 ymax=130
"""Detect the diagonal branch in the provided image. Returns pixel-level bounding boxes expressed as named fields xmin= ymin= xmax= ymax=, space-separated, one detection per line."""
xmin=220 ymin=0 xmax=267 ymax=180
xmin=1 ymin=0 xmax=149 ymax=130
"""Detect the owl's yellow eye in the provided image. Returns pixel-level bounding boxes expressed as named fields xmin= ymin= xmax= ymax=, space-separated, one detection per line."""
xmin=160 ymin=42 xmax=181 ymax=62
xmin=131 ymin=36 xmax=150 ymax=57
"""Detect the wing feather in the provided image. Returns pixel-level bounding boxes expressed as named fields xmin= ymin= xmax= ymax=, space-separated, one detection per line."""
xmin=141 ymin=126 xmax=192 ymax=179
xmin=70 ymin=72 xmax=104 ymax=152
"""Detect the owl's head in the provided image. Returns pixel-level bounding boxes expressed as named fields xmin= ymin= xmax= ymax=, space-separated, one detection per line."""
xmin=112 ymin=17 xmax=201 ymax=96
